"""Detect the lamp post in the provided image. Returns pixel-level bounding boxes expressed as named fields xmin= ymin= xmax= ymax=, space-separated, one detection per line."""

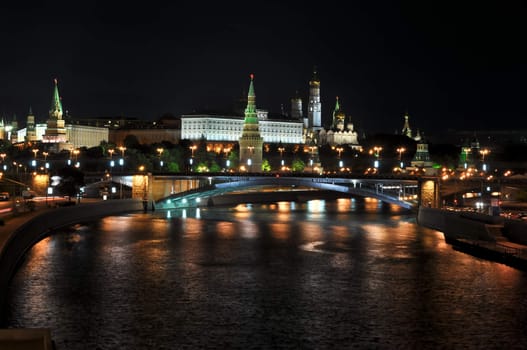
xmin=118 ymin=146 xmax=126 ymax=174
xmin=335 ymin=146 xmax=344 ymax=170
xmin=31 ymin=149 xmax=38 ymax=169
xmin=308 ymin=145 xmax=316 ymax=173
xmin=118 ymin=146 xmax=126 ymax=158
xmin=189 ymin=145 xmax=197 ymax=172
xmin=108 ymin=149 xmax=115 ymax=173
xmin=139 ymin=165 xmax=148 ymax=212
xmin=42 ymin=152 xmax=49 ymax=172
xmin=278 ymin=144 xmax=285 ymax=169
xmin=480 ymin=149 xmax=490 ymax=172
xmin=157 ymin=148 xmax=164 ymax=169
xmin=223 ymin=147 xmax=231 ymax=171
xmin=370 ymin=146 xmax=382 ymax=169
xmin=73 ymin=149 xmax=80 ymax=168
xmin=396 ymin=147 xmax=406 ymax=169
xmin=0 ymin=153 xmax=6 ymax=171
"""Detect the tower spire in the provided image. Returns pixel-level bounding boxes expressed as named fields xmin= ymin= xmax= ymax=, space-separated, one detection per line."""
xmin=244 ymin=74 xmax=257 ymax=119
xmin=43 ymin=78 xmax=67 ymax=144
xmin=239 ymin=73 xmax=263 ymax=173
xmin=402 ymin=111 xmax=412 ymax=138
xmin=50 ymin=78 xmax=63 ymax=120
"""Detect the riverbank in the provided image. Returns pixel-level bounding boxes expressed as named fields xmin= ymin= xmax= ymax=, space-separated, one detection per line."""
xmin=0 ymin=199 xmax=145 ymax=328
xmin=451 ymin=238 xmax=527 ymax=271
xmin=417 ymin=207 xmax=527 ymax=271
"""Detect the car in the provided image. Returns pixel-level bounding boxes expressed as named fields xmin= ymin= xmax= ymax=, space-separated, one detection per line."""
xmin=0 ymin=192 xmax=9 ymax=201
xmin=22 ymin=190 xmax=36 ymax=199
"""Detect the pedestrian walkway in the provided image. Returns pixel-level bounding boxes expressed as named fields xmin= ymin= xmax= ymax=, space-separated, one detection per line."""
xmin=0 ymin=202 xmax=52 ymax=253
xmin=453 ymin=237 xmax=527 ymax=270
xmin=0 ymin=198 xmax=102 ymax=254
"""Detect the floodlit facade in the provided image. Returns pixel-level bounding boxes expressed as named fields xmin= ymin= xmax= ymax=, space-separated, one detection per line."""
xmin=180 ymin=113 xmax=303 ymax=144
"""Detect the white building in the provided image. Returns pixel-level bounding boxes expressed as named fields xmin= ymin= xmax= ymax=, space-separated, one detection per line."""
xmin=318 ymin=97 xmax=362 ymax=150
xmin=180 ymin=111 xmax=303 ymax=144
xmin=17 ymin=123 xmax=108 ymax=149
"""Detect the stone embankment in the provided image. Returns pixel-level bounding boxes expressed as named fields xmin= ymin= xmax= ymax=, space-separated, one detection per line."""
xmin=417 ymin=207 xmax=527 ymax=243
xmin=417 ymin=207 xmax=527 ymax=269
xmin=0 ymin=198 xmax=144 ymax=327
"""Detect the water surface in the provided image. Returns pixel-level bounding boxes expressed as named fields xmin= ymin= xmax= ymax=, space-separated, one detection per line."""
xmin=7 ymin=198 xmax=527 ymax=349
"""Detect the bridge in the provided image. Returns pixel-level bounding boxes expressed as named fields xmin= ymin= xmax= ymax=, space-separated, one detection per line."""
xmin=142 ymin=173 xmax=427 ymax=210
xmin=79 ymin=171 xmax=475 ymax=211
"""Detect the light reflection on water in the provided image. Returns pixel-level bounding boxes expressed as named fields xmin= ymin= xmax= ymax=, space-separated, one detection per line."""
xmin=6 ymin=198 xmax=527 ymax=349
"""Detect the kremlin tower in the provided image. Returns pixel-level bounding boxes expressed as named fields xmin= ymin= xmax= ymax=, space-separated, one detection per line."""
xmin=42 ymin=79 xmax=67 ymax=144
xmin=25 ymin=106 xmax=37 ymax=142
xmin=238 ymin=74 xmax=263 ymax=172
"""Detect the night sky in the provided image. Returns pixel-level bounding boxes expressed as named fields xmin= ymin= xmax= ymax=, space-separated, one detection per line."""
xmin=1 ymin=1 xmax=526 ymax=136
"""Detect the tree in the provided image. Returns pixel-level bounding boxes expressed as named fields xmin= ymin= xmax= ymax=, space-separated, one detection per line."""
xmin=262 ymin=159 xmax=271 ymax=172
xmin=123 ymin=134 xmax=141 ymax=150
xmin=291 ymin=158 xmax=305 ymax=172
xmin=55 ymin=166 xmax=85 ymax=201
xmin=209 ymin=161 xmax=222 ymax=173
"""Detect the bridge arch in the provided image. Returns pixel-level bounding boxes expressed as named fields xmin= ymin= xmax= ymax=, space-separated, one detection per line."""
xmin=153 ymin=175 xmax=419 ymax=210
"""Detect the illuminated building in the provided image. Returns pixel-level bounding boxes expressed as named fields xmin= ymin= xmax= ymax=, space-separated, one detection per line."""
xmin=318 ymin=96 xmax=362 ymax=150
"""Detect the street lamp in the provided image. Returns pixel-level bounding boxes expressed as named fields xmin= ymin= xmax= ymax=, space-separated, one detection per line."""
xmin=118 ymin=146 xmax=126 ymax=173
xmin=278 ymin=145 xmax=285 ymax=168
xmin=138 ymin=165 xmax=148 ymax=212
xmin=189 ymin=145 xmax=197 ymax=171
xmin=108 ymin=149 xmax=115 ymax=172
xmin=370 ymin=146 xmax=382 ymax=169
xmin=157 ymin=148 xmax=164 ymax=168
xmin=118 ymin=146 xmax=126 ymax=158
xmin=480 ymin=149 xmax=490 ymax=172
xmin=223 ymin=147 xmax=231 ymax=171
xmin=73 ymin=149 xmax=80 ymax=168
xmin=31 ymin=149 xmax=38 ymax=168
xmin=397 ymin=147 xmax=406 ymax=168
xmin=42 ymin=152 xmax=49 ymax=172
xmin=0 ymin=153 xmax=6 ymax=171
xmin=335 ymin=146 xmax=344 ymax=170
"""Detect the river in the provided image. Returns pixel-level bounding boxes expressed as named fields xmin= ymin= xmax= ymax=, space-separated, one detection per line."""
xmin=6 ymin=198 xmax=527 ymax=349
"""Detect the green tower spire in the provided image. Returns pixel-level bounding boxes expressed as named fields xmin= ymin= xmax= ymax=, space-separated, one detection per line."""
xmin=239 ymin=73 xmax=263 ymax=173
xmin=334 ymin=96 xmax=340 ymax=112
xmin=244 ymin=74 xmax=258 ymax=124
xmin=43 ymin=78 xmax=67 ymax=143
xmin=49 ymin=78 xmax=63 ymax=120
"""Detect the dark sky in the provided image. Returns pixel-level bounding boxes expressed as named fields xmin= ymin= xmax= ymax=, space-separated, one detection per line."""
xmin=1 ymin=1 xmax=526 ymax=136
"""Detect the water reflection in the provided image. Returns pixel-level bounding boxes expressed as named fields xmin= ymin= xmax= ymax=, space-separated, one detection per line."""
xmin=6 ymin=199 xmax=527 ymax=349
